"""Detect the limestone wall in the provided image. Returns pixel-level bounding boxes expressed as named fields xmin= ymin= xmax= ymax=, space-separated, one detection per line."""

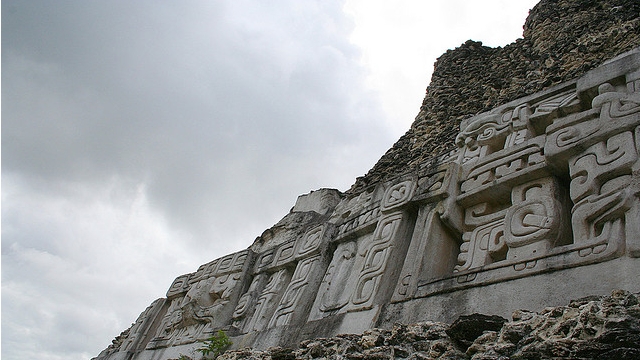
xmin=94 ymin=46 xmax=640 ymax=360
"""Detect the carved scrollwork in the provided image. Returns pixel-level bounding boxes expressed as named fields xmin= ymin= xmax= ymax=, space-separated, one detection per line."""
xmin=166 ymin=274 xmax=191 ymax=300
xmin=296 ymin=226 xmax=324 ymax=258
xmin=268 ymin=255 xmax=322 ymax=328
xmin=351 ymin=213 xmax=403 ymax=306
xmin=381 ymin=180 xmax=415 ymax=212
xmin=244 ymin=269 xmax=289 ymax=332
xmin=593 ymin=83 xmax=640 ymax=120
xmin=504 ymin=179 xmax=567 ymax=261
xmin=111 ymin=54 xmax=640 ymax=358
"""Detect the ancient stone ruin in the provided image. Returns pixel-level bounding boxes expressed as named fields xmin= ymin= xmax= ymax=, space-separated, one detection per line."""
xmin=94 ymin=1 xmax=640 ymax=359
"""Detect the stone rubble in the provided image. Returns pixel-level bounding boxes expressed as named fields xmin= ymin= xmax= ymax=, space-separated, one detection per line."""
xmin=216 ymin=290 xmax=640 ymax=360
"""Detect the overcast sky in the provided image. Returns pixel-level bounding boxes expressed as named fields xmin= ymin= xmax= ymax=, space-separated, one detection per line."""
xmin=2 ymin=1 xmax=539 ymax=359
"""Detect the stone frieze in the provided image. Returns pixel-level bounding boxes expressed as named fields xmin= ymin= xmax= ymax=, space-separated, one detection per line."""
xmin=93 ymin=48 xmax=640 ymax=360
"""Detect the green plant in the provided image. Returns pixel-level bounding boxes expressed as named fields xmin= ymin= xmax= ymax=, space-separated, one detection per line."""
xmin=197 ymin=330 xmax=233 ymax=359
xmin=167 ymin=354 xmax=192 ymax=360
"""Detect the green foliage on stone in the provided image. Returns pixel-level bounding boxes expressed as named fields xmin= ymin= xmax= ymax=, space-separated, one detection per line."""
xmin=197 ymin=330 xmax=232 ymax=359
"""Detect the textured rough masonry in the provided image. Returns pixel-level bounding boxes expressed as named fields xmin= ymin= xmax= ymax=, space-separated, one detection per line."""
xmin=217 ymin=290 xmax=640 ymax=360
xmin=94 ymin=1 xmax=640 ymax=359
xmin=349 ymin=0 xmax=640 ymax=192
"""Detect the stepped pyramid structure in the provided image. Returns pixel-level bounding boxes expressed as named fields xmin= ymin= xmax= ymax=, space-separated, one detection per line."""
xmin=94 ymin=1 xmax=640 ymax=359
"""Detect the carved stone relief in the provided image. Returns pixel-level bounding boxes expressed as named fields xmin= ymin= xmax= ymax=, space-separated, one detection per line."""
xmin=504 ymin=178 xmax=570 ymax=261
xmin=381 ymin=180 xmax=415 ymax=212
xmin=146 ymin=298 xmax=177 ymax=348
xmin=329 ymin=189 xmax=376 ymax=224
xmin=349 ymin=212 xmax=404 ymax=308
xmin=269 ymin=255 xmax=324 ymax=328
xmin=455 ymin=202 xmax=508 ymax=272
xmin=231 ymin=273 xmax=266 ymax=331
xmin=310 ymin=209 xmax=414 ymax=319
xmin=568 ymin=83 xmax=640 ymax=257
xmin=450 ymin=82 xmax=594 ymax=276
xmin=546 ymin=81 xmax=640 ymax=261
xmin=146 ymin=251 xmax=248 ymax=349
xmin=392 ymin=163 xmax=461 ymax=302
xmin=244 ymin=269 xmax=290 ymax=332
xmin=166 ymin=274 xmax=191 ymax=300
xmin=414 ymin=61 xmax=640 ymax=299
xmin=233 ymin=225 xmax=332 ymax=333
xmin=318 ymin=241 xmax=357 ymax=312
xmin=308 ymin=237 xmax=364 ymax=321
xmin=117 ymin=299 xmax=165 ymax=354
xmin=296 ymin=227 xmax=322 ymax=257
xmin=336 ymin=207 xmax=381 ymax=238
xmin=96 ymin=49 xmax=640 ymax=360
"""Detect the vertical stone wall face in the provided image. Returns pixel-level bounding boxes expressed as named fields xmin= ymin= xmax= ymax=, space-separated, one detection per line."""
xmin=94 ymin=48 xmax=640 ymax=360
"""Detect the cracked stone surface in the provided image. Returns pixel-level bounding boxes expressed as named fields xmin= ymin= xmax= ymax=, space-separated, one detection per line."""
xmin=217 ymin=290 xmax=640 ymax=360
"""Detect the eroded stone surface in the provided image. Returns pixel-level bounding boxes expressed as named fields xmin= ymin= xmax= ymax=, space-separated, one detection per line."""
xmin=213 ymin=290 xmax=640 ymax=360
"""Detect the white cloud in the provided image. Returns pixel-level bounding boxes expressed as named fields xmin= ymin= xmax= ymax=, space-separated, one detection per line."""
xmin=344 ymin=0 xmax=539 ymax=133
xmin=2 ymin=174 xmax=198 ymax=359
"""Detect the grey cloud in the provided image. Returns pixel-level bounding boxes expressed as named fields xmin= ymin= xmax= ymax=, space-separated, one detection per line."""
xmin=4 ymin=1 xmax=389 ymax=245
xmin=3 ymin=1 xmax=392 ymax=359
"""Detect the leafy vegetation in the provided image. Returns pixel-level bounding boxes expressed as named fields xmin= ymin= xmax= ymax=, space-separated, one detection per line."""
xmin=196 ymin=330 xmax=233 ymax=359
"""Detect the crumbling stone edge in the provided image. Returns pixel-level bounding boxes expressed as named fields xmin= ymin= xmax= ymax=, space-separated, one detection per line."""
xmin=212 ymin=289 xmax=640 ymax=360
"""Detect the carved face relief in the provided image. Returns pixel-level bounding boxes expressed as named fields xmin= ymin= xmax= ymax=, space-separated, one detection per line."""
xmin=182 ymin=277 xmax=217 ymax=308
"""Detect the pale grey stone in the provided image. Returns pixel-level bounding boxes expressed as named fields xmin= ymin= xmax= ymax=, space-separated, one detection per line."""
xmin=93 ymin=48 xmax=640 ymax=360
xmin=291 ymin=188 xmax=341 ymax=215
